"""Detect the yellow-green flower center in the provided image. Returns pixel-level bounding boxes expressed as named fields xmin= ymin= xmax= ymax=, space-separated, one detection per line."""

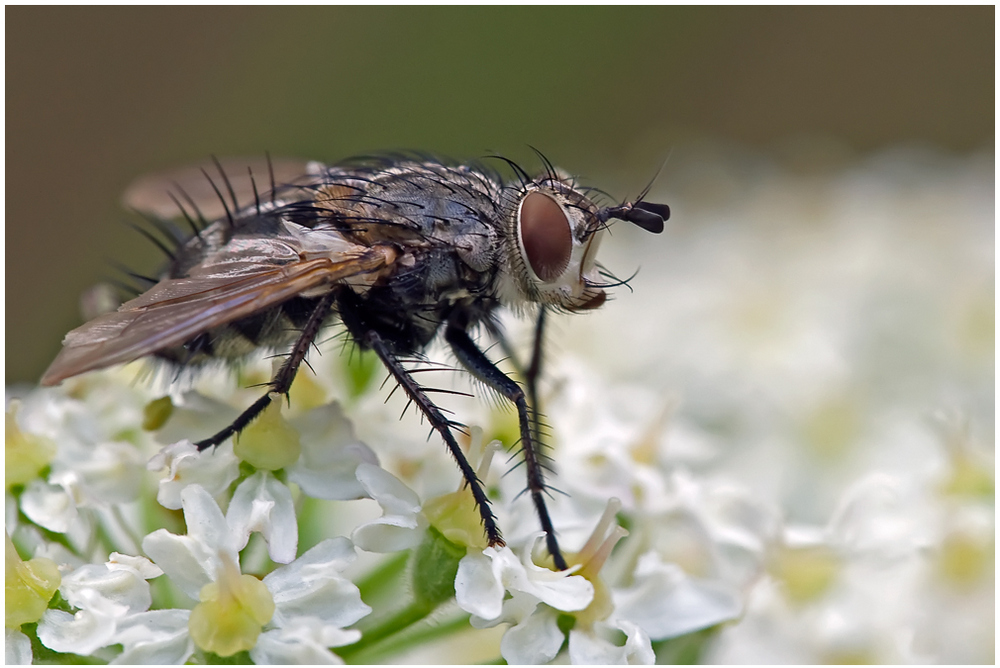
xmin=5 ymin=533 xmax=61 ymax=628
xmin=5 ymin=405 xmax=56 ymax=489
xmin=188 ymin=553 xmax=275 ymax=657
xmin=424 ymin=435 xmax=499 ymax=550
xmin=772 ymin=544 xmax=841 ymax=603
xmin=234 ymin=402 xmax=301 ymax=471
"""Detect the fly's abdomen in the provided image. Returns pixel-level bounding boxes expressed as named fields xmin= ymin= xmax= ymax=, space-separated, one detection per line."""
xmin=153 ymin=295 xmax=328 ymax=367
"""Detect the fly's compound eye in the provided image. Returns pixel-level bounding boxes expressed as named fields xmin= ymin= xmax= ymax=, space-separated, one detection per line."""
xmin=518 ymin=192 xmax=572 ymax=283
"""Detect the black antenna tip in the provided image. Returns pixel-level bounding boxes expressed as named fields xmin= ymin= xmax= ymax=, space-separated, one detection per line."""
xmin=600 ymin=201 xmax=669 ymax=234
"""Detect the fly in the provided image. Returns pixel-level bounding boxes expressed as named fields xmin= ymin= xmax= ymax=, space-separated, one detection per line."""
xmin=41 ymin=153 xmax=669 ymax=570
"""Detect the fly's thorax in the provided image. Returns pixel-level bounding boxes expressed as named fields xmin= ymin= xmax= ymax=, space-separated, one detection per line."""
xmin=496 ymin=178 xmax=607 ymax=312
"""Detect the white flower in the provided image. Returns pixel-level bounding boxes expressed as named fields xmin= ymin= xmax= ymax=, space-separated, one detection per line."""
xmin=18 ymin=479 xmax=85 ymax=536
xmin=251 ymin=538 xmax=371 ymax=663
xmin=706 ymin=455 xmax=994 ymax=664
xmin=36 ymin=553 xmax=162 ymax=656
xmin=457 ymin=534 xmax=594 ymax=664
xmin=143 ymin=484 xmax=271 ymax=600
xmin=612 ymin=551 xmax=742 ymax=640
xmin=147 ymin=440 xmax=239 ymax=510
xmin=458 ymin=544 xmax=594 ymax=622
xmin=142 ymin=484 xmax=370 ymax=660
xmin=251 ymin=618 xmax=361 ymax=664
xmin=351 ymin=434 xmax=503 ymax=554
xmin=228 ymin=471 xmax=298 ymax=564
xmin=568 ymin=619 xmax=655 ymax=665
xmin=112 ymin=609 xmax=194 ymax=665
xmin=351 ymin=463 xmax=428 ymax=552
xmin=287 ymin=402 xmax=379 ymax=500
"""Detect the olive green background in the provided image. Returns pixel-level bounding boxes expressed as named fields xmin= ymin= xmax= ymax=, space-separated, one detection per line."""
xmin=6 ymin=6 xmax=994 ymax=383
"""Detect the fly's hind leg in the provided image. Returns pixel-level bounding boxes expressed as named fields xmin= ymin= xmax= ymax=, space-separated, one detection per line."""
xmin=364 ymin=329 xmax=505 ymax=548
xmin=446 ymin=319 xmax=567 ymax=571
xmin=194 ymin=290 xmax=336 ymax=450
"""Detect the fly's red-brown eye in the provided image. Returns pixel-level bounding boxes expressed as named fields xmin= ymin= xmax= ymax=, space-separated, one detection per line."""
xmin=519 ymin=192 xmax=572 ymax=282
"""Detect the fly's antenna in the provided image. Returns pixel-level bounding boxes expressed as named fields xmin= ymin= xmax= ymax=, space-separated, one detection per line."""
xmin=598 ymin=201 xmax=670 ymax=234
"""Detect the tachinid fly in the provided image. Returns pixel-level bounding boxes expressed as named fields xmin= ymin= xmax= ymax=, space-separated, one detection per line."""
xmin=42 ymin=154 xmax=669 ymax=570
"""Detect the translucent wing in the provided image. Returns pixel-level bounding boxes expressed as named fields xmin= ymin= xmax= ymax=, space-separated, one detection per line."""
xmin=41 ymin=246 xmax=395 ymax=386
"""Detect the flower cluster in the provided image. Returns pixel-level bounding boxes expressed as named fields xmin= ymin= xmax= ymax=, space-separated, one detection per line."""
xmin=6 ymin=147 xmax=993 ymax=663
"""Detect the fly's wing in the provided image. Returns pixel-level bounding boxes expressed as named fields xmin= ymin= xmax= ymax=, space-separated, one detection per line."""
xmin=41 ymin=245 xmax=396 ymax=386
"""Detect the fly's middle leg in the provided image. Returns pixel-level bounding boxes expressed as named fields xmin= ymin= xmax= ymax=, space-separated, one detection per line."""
xmin=364 ymin=329 xmax=505 ymax=549
xmin=194 ymin=290 xmax=336 ymax=450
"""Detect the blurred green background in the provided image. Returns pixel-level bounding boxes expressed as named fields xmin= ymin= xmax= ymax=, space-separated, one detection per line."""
xmin=6 ymin=6 xmax=993 ymax=384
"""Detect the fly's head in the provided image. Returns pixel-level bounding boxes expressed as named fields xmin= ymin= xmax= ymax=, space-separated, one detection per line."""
xmin=497 ymin=174 xmax=669 ymax=312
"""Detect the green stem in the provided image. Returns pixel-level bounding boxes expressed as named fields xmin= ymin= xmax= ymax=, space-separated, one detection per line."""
xmin=343 ymin=609 xmax=476 ymax=664
xmin=338 ymin=598 xmax=435 ymax=661
xmin=354 ymin=551 xmax=410 ymax=602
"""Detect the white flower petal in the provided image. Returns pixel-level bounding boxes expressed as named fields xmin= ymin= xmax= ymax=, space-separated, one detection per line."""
xmin=252 ymin=623 xmax=359 ymax=665
xmin=613 ymin=555 xmax=742 ymax=640
xmin=456 ymin=550 xmax=505 ymax=620
xmin=37 ymin=593 xmax=124 ymax=656
xmin=499 ymin=605 xmax=565 ymax=665
xmin=142 ymin=485 xmax=240 ymax=601
xmin=111 ymin=609 xmax=194 ymax=665
xmin=568 ymin=626 xmax=621 ymax=665
xmin=69 ymin=441 xmax=145 ymax=504
xmin=5 ymin=629 xmax=32 ymax=665
xmin=350 ymin=464 xmax=427 ymax=552
xmin=20 ymin=479 xmax=77 ymax=533
xmin=351 ymin=518 xmax=426 ymax=553
xmin=568 ymin=621 xmax=655 ymax=665
xmin=149 ymin=440 xmax=239 ymax=510
xmin=108 ymin=552 xmax=163 ymax=580
xmin=469 ymin=589 xmax=541 ymax=629
xmin=287 ymin=403 xmax=379 ymax=500
xmin=228 ymin=471 xmax=298 ymax=563
xmin=60 ymin=563 xmax=152 ymax=613
xmin=355 ymin=463 xmax=422 ymax=513
xmin=458 ymin=546 xmax=593 ymax=622
xmin=618 ymin=620 xmax=657 ymax=665
xmin=179 ymin=484 xmax=238 ymax=555
xmin=515 ymin=554 xmax=593 ymax=613
xmin=141 ymin=530 xmax=215 ymax=600
xmin=263 ymin=537 xmax=371 ymax=629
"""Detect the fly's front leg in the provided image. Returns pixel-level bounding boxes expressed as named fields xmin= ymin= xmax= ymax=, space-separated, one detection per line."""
xmin=445 ymin=322 xmax=567 ymax=571
xmin=195 ymin=290 xmax=336 ymax=450
xmin=485 ymin=306 xmax=547 ymax=450
xmin=364 ymin=329 xmax=504 ymax=549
